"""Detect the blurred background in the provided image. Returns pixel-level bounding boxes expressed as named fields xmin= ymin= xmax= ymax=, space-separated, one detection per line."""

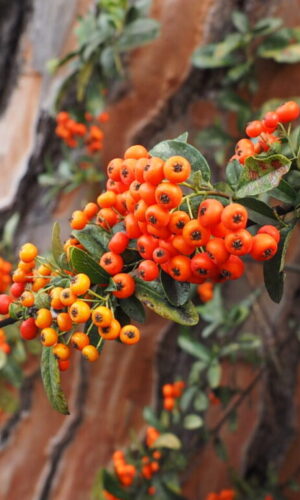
xmin=0 ymin=1 xmax=300 ymax=499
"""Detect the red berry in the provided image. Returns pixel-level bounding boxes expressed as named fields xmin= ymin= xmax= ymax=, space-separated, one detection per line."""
xmin=0 ymin=294 xmax=12 ymax=315
xmin=20 ymin=318 xmax=38 ymax=340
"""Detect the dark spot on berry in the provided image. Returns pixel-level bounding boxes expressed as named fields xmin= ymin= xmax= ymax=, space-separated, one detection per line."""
xmin=159 ymin=194 xmax=170 ymax=204
xmin=191 ymin=230 xmax=202 ymax=241
xmin=199 ymin=207 xmax=207 ymax=216
xmin=173 ymin=162 xmax=183 ymax=173
xmin=232 ymin=239 xmax=243 ymax=250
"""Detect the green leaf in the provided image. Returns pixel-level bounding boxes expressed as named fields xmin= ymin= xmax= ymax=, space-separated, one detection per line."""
xmin=183 ymin=414 xmax=203 ymax=430
xmin=263 ymin=225 xmax=296 ymax=303
xmin=41 ymin=347 xmax=69 ymax=415
xmin=119 ymin=296 xmax=145 ymax=323
xmin=235 ymin=154 xmax=291 ymax=198
xmin=150 ymin=139 xmax=211 ymax=182
xmin=193 ymin=391 xmax=208 ymax=411
xmin=160 ymin=270 xmax=190 ymax=307
xmin=102 ymin=469 xmax=130 ymax=500
xmin=226 ymin=61 xmax=251 ymax=82
xmin=52 ymin=222 xmax=66 ymax=267
xmin=135 ymin=279 xmax=199 ymax=326
xmin=237 ymin=197 xmax=278 ymax=225
xmin=207 ymin=361 xmax=221 ymax=388
xmin=152 ymin=433 xmax=182 ymax=450
xmin=177 ymin=335 xmax=211 ymax=362
xmin=175 ymin=132 xmax=189 ymax=142
xmin=76 ymin=61 xmax=94 ymax=101
xmin=72 ymin=224 xmax=110 ymax=259
xmin=272 ymin=184 xmax=297 ymax=207
xmin=192 ymin=35 xmax=242 ymax=68
xmin=117 ymin=18 xmax=159 ymax=50
xmin=253 ymin=17 xmax=282 ymax=35
xmin=179 ymin=386 xmax=197 ymax=412
xmin=259 ymin=42 xmax=300 ymax=63
xmin=232 ymin=11 xmax=249 ymax=33
xmin=69 ymin=246 xmax=109 ymax=285
xmin=143 ymin=406 xmax=164 ymax=431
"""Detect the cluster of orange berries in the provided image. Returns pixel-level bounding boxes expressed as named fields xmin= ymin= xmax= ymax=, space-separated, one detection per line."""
xmin=103 ymin=427 xmax=162 ymax=499
xmin=70 ymin=145 xmax=280 ymax=292
xmin=0 ymin=242 xmax=141 ymax=370
xmin=55 ymin=110 xmax=109 ymax=154
xmin=234 ymin=100 xmax=300 ymax=164
xmin=0 ymin=328 xmax=10 ymax=354
xmin=205 ymin=490 xmax=235 ymax=500
xmin=0 ymin=257 xmax=12 ymax=293
xmin=162 ymin=380 xmax=185 ymax=411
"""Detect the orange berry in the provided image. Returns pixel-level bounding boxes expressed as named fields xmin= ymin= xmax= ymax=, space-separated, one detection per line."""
xmin=99 ymin=319 xmax=121 ymax=340
xmin=41 ymin=328 xmax=58 ymax=347
xmin=19 ymin=243 xmax=38 ymax=263
xmin=53 ymin=343 xmax=71 ymax=361
xmin=124 ymin=144 xmax=148 ymax=159
xmin=69 ymin=300 xmax=91 ymax=323
xmin=92 ymin=306 xmax=112 ymax=327
xmin=120 ymin=324 xmax=140 ymax=344
xmin=35 ymin=308 xmax=53 ymax=329
xmin=82 ymin=344 xmax=99 ymax=361
xmin=70 ymin=273 xmax=91 ymax=296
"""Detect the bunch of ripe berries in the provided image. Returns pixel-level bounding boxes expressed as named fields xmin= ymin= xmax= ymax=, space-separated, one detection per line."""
xmin=233 ymin=100 xmax=300 ymax=164
xmin=0 ymin=240 xmax=141 ymax=370
xmin=55 ymin=110 xmax=109 ymax=154
xmin=0 ymin=140 xmax=282 ymax=369
xmin=104 ymin=427 xmax=163 ymax=499
xmin=71 ymin=144 xmax=280 ymax=288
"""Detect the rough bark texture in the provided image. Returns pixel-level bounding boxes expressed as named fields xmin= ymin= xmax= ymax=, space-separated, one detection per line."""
xmin=0 ymin=0 xmax=300 ymax=499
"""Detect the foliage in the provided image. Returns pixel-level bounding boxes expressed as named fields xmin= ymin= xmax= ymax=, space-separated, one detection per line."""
xmin=192 ymin=11 xmax=300 ymax=166
xmin=49 ymin=0 xmax=160 ymax=109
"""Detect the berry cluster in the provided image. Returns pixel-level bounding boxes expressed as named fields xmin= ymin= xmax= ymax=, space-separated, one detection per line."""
xmin=70 ymin=146 xmax=280 ymax=291
xmin=0 ymin=142 xmax=282 ymax=371
xmin=234 ymin=100 xmax=300 ymax=164
xmin=162 ymin=380 xmax=185 ymax=411
xmin=205 ymin=490 xmax=235 ymax=500
xmin=0 ymin=241 xmax=141 ymax=371
xmin=55 ymin=110 xmax=109 ymax=154
xmin=103 ymin=427 xmax=162 ymax=499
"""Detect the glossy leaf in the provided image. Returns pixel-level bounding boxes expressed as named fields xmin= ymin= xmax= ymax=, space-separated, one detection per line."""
xmin=135 ymin=279 xmax=199 ymax=326
xmin=152 ymin=433 xmax=182 ymax=450
xmin=41 ymin=347 xmax=69 ymax=415
xmin=237 ymin=197 xmax=277 ymax=225
xmin=178 ymin=335 xmax=211 ymax=362
xmin=69 ymin=246 xmax=109 ymax=285
xmin=193 ymin=391 xmax=209 ymax=412
xmin=192 ymin=34 xmax=242 ymax=68
xmin=232 ymin=10 xmax=249 ymax=33
xmin=263 ymin=225 xmax=296 ymax=303
xmin=179 ymin=386 xmax=197 ymax=412
xmin=72 ymin=224 xmax=110 ymax=259
xmin=235 ymin=154 xmax=291 ymax=198
xmin=226 ymin=159 xmax=243 ymax=190
xmin=207 ymin=361 xmax=221 ymax=388
xmin=160 ymin=270 xmax=190 ymax=307
xmin=150 ymin=139 xmax=211 ymax=182
xmin=259 ymin=42 xmax=300 ymax=63
xmin=253 ymin=17 xmax=282 ymax=35
xmin=119 ymin=296 xmax=146 ymax=323
xmin=117 ymin=18 xmax=159 ymax=51
xmin=183 ymin=414 xmax=203 ymax=430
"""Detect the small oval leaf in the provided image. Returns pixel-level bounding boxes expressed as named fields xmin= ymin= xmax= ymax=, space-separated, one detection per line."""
xmin=135 ymin=279 xmax=199 ymax=326
xmin=152 ymin=433 xmax=182 ymax=450
xmin=119 ymin=296 xmax=146 ymax=323
xmin=69 ymin=246 xmax=109 ymax=285
xmin=41 ymin=347 xmax=69 ymax=415
xmin=183 ymin=414 xmax=203 ymax=430
xmin=160 ymin=270 xmax=190 ymax=306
